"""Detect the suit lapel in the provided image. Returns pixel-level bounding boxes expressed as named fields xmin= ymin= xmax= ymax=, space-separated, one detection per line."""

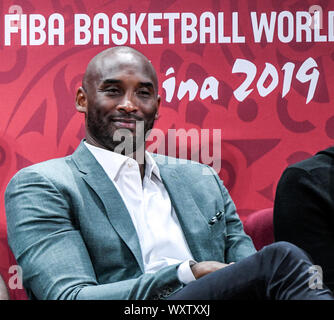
xmin=158 ymin=164 xmax=213 ymax=262
xmin=71 ymin=141 xmax=144 ymax=272
xmin=72 ymin=142 xmax=213 ymax=268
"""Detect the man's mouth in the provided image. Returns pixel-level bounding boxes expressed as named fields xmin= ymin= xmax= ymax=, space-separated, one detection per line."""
xmin=111 ymin=118 xmax=139 ymax=129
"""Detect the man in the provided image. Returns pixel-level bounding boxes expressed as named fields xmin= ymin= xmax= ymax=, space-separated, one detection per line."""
xmin=274 ymin=146 xmax=334 ymax=293
xmin=5 ymin=46 xmax=334 ymax=300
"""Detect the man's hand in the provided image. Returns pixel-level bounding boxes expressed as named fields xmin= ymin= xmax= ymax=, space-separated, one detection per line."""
xmin=191 ymin=261 xmax=234 ymax=280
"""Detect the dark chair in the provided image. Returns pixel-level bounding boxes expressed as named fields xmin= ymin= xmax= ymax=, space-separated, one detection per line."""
xmin=243 ymin=208 xmax=274 ymax=250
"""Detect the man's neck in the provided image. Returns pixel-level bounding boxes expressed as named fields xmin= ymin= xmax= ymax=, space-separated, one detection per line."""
xmin=85 ymin=138 xmax=146 ymax=180
xmin=131 ymin=148 xmax=146 ymax=180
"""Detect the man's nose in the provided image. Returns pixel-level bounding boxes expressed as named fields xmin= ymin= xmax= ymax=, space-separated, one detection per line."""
xmin=116 ymin=95 xmax=138 ymax=113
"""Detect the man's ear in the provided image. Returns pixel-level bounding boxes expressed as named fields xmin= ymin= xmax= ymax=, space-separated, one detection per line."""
xmin=155 ymin=95 xmax=161 ymax=119
xmin=76 ymin=87 xmax=88 ymax=113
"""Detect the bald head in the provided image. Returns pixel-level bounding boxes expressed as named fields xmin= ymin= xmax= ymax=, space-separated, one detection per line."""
xmin=76 ymin=46 xmax=161 ymax=155
xmin=82 ymin=46 xmax=159 ymax=95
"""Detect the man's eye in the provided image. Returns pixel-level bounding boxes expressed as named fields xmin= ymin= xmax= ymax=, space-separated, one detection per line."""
xmin=105 ymin=88 xmax=120 ymax=95
xmin=137 ymin=89 xmax=150 ymax=97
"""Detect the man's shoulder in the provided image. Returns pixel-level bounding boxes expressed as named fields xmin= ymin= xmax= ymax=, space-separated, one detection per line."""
xmin=280 ymin=146 xmax=334 ymax=188
xmin=150 ymin=153 xmax=212 ymax=173
xmin=286 ymin=146 xmax=334 ymax=173
xmin=9 ymin=155 xmax=74 ymax=184
xmin=150 ymin=152 xmax=205 ymax=166
xmin=149 ymin=153 xmax=220 ymax=188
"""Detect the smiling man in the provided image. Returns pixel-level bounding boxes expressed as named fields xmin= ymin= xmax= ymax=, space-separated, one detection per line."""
xmin=76 ymin=47 xmax=161 ymax=176
xmin=5 ymin=46 xmax=334 ymax=300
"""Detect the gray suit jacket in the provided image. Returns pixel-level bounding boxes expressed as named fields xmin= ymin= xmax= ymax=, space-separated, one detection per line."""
xmin=5 ymin=141 xmax=256 ymax=300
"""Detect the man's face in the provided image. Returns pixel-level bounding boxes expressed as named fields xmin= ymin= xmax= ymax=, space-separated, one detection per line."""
xmin=78 ymin=51 xmax=160 ymax=154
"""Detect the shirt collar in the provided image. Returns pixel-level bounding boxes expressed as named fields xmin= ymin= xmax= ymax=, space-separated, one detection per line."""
xmin=84 ymin=141 xmax=162 ymax=182
xmin=145 ymin=151 xmax=162 ymax=181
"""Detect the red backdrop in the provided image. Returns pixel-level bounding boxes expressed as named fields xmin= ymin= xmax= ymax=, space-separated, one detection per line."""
xmin=1 ymin=0 xmax=334 ymax=299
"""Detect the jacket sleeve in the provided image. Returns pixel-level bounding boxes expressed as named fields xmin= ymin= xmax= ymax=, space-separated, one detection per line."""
xmin=208 ymin=166 xmax=257 ymax=262
xmin=273 ymin=167 xmax=334 ymax=291
xmin=5 ymin=169 xmax=183 ymax=300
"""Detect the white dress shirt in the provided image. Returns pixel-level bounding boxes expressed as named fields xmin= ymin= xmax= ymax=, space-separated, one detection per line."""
xmin=84 ymin=142 xmax=196 ymax=284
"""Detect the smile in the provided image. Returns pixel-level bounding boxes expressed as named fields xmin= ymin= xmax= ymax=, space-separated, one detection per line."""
xmin=112 ymin=118 xmax=139 ymax=129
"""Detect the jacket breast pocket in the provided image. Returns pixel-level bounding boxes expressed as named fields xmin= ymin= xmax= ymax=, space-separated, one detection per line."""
xmin=208 ymin=209 xmax=226 ymax=238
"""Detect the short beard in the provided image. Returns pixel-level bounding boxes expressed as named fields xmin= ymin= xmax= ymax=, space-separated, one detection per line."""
xmin=86 ymin=111 xmax=154 ymax=156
